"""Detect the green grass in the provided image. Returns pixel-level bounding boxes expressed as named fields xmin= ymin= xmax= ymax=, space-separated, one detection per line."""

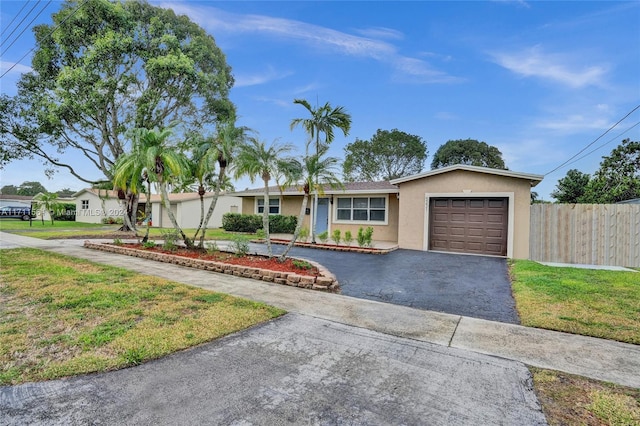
xmin=510 ymin=260 xmax=640 ymax=344
xmin=0 ymin=220 xmax=256 ymax=241
xmin=0 ymin=248 xmax=285 ymax=385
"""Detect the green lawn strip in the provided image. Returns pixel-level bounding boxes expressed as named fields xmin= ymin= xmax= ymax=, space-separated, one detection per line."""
xmin=531 ymin=367 xmax=640 ymax=426
xmin=511 ymin=260 xmax=640 ymax=344
xmin=0 ymin=248 xmax=285 ymax=385
xmin=1 ymin=220 xmax=255 ymax=241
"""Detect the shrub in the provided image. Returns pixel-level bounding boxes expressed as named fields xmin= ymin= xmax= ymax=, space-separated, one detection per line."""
xmin=298 ymin=227 xmax=309 ymax=243
xmin=343 ymin=230 xmax=353 ymax=246
xmin=142 ymin=241 xmax=156 ymax=249
xmin=331 ymin=229 xmax=341 ymax=245
xmin=205 ymin=241 xmax=219 ymax=254
xmin=292 ymin=259 xmax=313 ymax=270
xmin=52 ymin=203 xmax=76 ymax=221
xmin=113 ymin=238 xmax=123 ymax=246
xmin=230 ymin=234 xmax=250 ymax=257
xmin=255 ymin=229 xmax=266 ymax=240
xmin=161 ymin=230 xmax=180 ymax=251
xmin=222 ymin=213 xmax=263 ymax=233
xmin=268 ymin=215 xmax=297 ymax=233
xmin=357 ymin=227 xmax=374 ymax=247
xmin=317 ymin=231 xmax=329 ymax=244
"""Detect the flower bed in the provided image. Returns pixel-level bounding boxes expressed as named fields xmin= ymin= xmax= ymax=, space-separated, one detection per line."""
xmin=261 ymin=238 xmax=396 ymax=254
xmin=83 ymin=241 xmax=339 ymax=292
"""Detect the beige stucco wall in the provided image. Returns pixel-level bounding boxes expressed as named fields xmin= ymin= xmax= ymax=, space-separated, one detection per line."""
xmin=396 ymin=170 xmax=533 ymax=259
xmin=240 ymin=194 xmax=398 ymax=242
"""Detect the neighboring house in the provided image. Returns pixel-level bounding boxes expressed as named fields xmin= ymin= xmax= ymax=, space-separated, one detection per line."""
xmin=73 ymin=188 xmax=242 ymax=229
xmin=234 ymin=165 xmax=543 ymax=259
xmin=0 ymin=194 xmax=33 ymax=209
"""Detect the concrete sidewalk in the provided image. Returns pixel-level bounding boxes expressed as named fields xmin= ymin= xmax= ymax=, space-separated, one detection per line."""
xmin=2 ymin=231 xmax=639 ymax=389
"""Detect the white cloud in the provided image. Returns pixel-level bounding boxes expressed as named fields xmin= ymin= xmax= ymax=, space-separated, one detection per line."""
xmin=490 ymin=46 xmax=608 ymax=88
xmin=536 ymin=114 xmax=612 ymax=133
xmin=0 ymin=61 xmax=31 ymax=75
xmin=434 ymin=111 xmax=459 ymax=121
xmin=354 ymin=26 xmax=404 ymax=40
xmin=234 ymin=66 xmax=293 ymax=88
xmin=161 ymin=2 xmax=458 ymax=84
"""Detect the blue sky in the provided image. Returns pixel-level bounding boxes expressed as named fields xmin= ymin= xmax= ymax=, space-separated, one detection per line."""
xmin=1 ymin=1 xmax=639 ymax=199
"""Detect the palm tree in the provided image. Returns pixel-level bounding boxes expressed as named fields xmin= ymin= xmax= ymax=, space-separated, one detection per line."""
xmin=279 ymin=144 xmax=342 ymax=261
xmin=197 ymin=122 xmax=251 ymax=248
xmin=234 ymin=137 xmax=297 ymax=257
xmin=116 ymin=127 xmax=193 ymax=248
xmin=290 ymin=98 xmax=351 ymax=242
xmin=33 ymin=192 xmax=60 ymax=225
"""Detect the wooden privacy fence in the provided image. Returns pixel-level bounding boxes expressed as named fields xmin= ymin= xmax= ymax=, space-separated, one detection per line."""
xmin=530 ymin=204 xmax=640 ymax=268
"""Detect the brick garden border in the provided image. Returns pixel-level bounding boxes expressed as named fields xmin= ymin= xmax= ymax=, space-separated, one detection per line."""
xmin=84 ymin=241 xmax=339 ymax=292
xmin=261 ymin=239 xmax=397 ymax=254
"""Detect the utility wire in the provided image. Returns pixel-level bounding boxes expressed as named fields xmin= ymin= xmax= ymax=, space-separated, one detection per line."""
xmin=2 ymin=1 xmax=52 ymax=56
xmin=0 ymin=0 xmax=41 ymax=49
xmin=1 ymin=1 xmax=30 ymax=37
xmin=561 ymin=120 xmax=640 ymax=169
xmin=0 ymin=0 xmax=89 ymax=80
xmin=544 ymin=104 xmax=640 ymax=176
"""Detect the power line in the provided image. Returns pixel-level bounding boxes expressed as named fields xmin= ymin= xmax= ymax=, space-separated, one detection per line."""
xmin=2 ymin=1 xmax=52 ymax=57
xmin=561 ymin=120 xmax=640 ymax=169
xmin=1 ymin=1 xmax=30 ymax=37
xmin=0 ymin=0 xmax=89 ymax=80
xmin=0 ymin=0 xmax=42 ymax=49
xmin=544 ymin=104 xmax=640 ymax=176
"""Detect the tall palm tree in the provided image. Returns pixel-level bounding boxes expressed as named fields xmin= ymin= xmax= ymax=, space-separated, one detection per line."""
xmin=116 ymin=127 xmax=193 ymax=247
xmin=290 ymin=98 xmax=351 ymax=242
xmin=279 ymin=145 xmax=342 ymax=261
xmin=197 ymin=122 xmax=251 ymax=248
xmin=234 ymin=137 xmax=297 ymax=257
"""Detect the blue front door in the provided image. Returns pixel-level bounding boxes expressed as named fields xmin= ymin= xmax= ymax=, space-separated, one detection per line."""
xmin=316 ymin=198 xmax=329 ymax=235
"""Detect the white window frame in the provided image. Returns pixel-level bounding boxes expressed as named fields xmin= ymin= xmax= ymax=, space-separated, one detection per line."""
xmin=81 ymin=200 xmax=89 ymax=210
xmin=333 ymin=195 xmax=389 ymax=225
xmin=256 ymin=197 xmax=281 ymax=215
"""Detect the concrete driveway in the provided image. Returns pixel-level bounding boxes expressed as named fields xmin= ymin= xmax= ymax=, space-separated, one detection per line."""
xmin=1 ymin=314 xmax=545 ymax=425
xmin=262 ymin=245 xmax=520 ymax=324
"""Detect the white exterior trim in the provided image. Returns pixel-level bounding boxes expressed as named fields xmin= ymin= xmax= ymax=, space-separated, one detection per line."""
xmin=333 ymin=194 xmax=390 ymax=226
xmin=423 ymin=192 xmax=515 ymax=258
xmin=391 ymin=164 xmax=543 ymax=186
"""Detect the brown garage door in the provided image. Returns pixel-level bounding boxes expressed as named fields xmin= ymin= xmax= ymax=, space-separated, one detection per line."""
xmin=429 ymin=198 xmax=508 ymax=256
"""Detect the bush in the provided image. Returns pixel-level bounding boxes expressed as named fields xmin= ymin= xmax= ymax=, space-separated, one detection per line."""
xmin=357 ymin=227 xmax=374 ymax=248
xmin=343 ymin=230 xmax=353 ymax=246
xmin=222 ymin=213 xmax=262 ymax=233
xmin=298 ymin=227 xmax=309 ymax=242
xmin=161 ymin=230 xmax=180 ymax=251
xmin=53 ymin=203 xmax=76 ymax=221
xmin=331 ymin=229 xmax=341 ymax=245
xmin=230 ymin=234 xmax=250 ymax=256
xmin=222 ymin=213 xmax=297 ymax=234
xmin=317 ymin=231 xmax=329 ymax=244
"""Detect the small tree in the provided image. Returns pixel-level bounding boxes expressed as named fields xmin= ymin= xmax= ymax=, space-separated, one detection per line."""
xmin=431 ymin=139 xmax=506 ymax=170
xmin=551 ymin=169 xmax=591 ymax=203
xmin=33 ymin=192 xmax=59 ymax=225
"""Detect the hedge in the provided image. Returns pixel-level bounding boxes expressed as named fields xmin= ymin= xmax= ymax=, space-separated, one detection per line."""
xmin=222 ymin=213 xmax=297 ymax=233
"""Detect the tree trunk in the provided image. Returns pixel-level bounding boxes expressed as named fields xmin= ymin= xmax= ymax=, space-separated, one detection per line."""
xmin=198 ymin=168 xmax=226 ymax=248
xmin=142 ymin=181 xmax=152 ymax=243
xmin=119 ymin=192 xmax=138 ymax=233
xmin=193 ymin=185 xmax=206 ymax=240
xmin=279 ymin=193 xmax=308 ymax=261
xmin=262 ymin=179 xmax=272 ymax=257
xmin=160 ymin=182 xmax=193 ymax=248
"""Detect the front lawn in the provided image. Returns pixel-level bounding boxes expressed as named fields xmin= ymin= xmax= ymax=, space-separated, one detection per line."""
xmin=0 ymin=248 xmax=284 ymax=385
xmin=510 ymin=260 xmax=640 ymax=344
xmin=0 ymin=220 xmax=255 ymax=241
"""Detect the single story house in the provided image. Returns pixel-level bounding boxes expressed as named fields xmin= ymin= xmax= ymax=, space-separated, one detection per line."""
xmin=233 ymin=165 xmax=543 ymax=259
xmin=73 ymin=189 xmax=242 ymax=229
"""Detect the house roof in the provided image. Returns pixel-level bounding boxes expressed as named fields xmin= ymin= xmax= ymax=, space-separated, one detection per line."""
xmin=389 ymin=164 xmax=544 ymax=187
xmin=0 ymin=194 xmax=36 ymax=201
xmin=73 ymin=188 xmax=237 ymax=203
xmin=232 ymin=181 xmax=399 ymax=197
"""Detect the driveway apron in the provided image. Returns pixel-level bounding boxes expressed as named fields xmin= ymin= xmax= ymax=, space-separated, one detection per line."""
xmin=1 ymin=314 xmax=545 ymax=426
xmin=261 ymin=245 xmax=520 ymax=324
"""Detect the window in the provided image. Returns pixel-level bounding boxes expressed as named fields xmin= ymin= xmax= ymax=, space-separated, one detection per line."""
xmin=257 ymin=198 xmax=280 ymax=214
xmin=336 ymin=196 xmax=386 ymax=222
xmin=81 ymin=200 xmax=89 ymax=210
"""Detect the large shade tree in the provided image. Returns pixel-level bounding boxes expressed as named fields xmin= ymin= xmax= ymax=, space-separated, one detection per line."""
xmin=343 ymin=129 xmax=428 ymax=181
xmin=0 ymin=0 xmax=234 ymax=230
xmin=431 ymin=139 xmax=507 ymax=170
xmin=551 ymin=169 xmax=591 ymax=203
xmin=290 ymin=98 xmax=351 ymax=242
xmin=234 ymin=137 xmax=297 ymax=257
xmin=581 ymin=139 xmax=640 ymax=203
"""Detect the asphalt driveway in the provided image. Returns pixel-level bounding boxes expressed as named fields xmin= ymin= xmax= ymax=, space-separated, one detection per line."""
xmin=262 ymin=245 xmax=520 ymax=324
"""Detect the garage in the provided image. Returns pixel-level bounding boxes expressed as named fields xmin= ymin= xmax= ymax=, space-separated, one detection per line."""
xmin=429 ymin=197 xmax=508 ymax=256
